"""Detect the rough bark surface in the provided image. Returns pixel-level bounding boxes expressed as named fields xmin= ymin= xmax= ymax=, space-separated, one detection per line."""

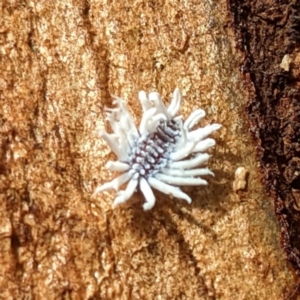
xmin=0 ymin=0 xmax=296 ymax=299
xmin=229 ymin=0 xmax=300 ymax=291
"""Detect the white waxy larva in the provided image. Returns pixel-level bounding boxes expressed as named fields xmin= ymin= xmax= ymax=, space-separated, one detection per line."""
xmin=93 ymin=88 xmax=221 ymax=210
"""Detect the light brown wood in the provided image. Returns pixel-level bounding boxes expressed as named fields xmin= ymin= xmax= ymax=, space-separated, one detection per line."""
xmin=0 ymin=0 xmax=294 ymax=298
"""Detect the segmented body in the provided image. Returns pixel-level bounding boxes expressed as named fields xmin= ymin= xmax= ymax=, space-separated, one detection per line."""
xmin=128 ymin=119 xmax=181 ymax=178
xmin=93 ymin=88 xmax=221 ymax=210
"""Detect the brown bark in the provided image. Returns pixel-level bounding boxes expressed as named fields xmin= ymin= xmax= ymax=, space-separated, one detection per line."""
xmin=0 ymin=0 xmax=296 ymax=299
xmin=229 ymin=0 xmax=300 ymax=297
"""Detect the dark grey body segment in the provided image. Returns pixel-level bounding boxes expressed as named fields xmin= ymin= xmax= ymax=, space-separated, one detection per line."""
xmin=128 ymin=119 xmax=181 ymax=178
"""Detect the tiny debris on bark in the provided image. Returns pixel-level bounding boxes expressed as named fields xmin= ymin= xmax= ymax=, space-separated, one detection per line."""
xmin=280 ymin=54 xmax=292 ymax=72
xmin=233 ymin=167 xmax=248 ymax=192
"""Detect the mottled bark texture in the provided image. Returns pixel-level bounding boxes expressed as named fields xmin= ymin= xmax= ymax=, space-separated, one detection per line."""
xmin=0 ymin=0 xmax=296 ymax=299
xmin=229 ymin=0 xmax=300 ymax=295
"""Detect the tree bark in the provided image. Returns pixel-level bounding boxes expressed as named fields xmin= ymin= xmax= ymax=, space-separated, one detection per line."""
xmin=0 ymin=0 xmax=296 ymax=299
